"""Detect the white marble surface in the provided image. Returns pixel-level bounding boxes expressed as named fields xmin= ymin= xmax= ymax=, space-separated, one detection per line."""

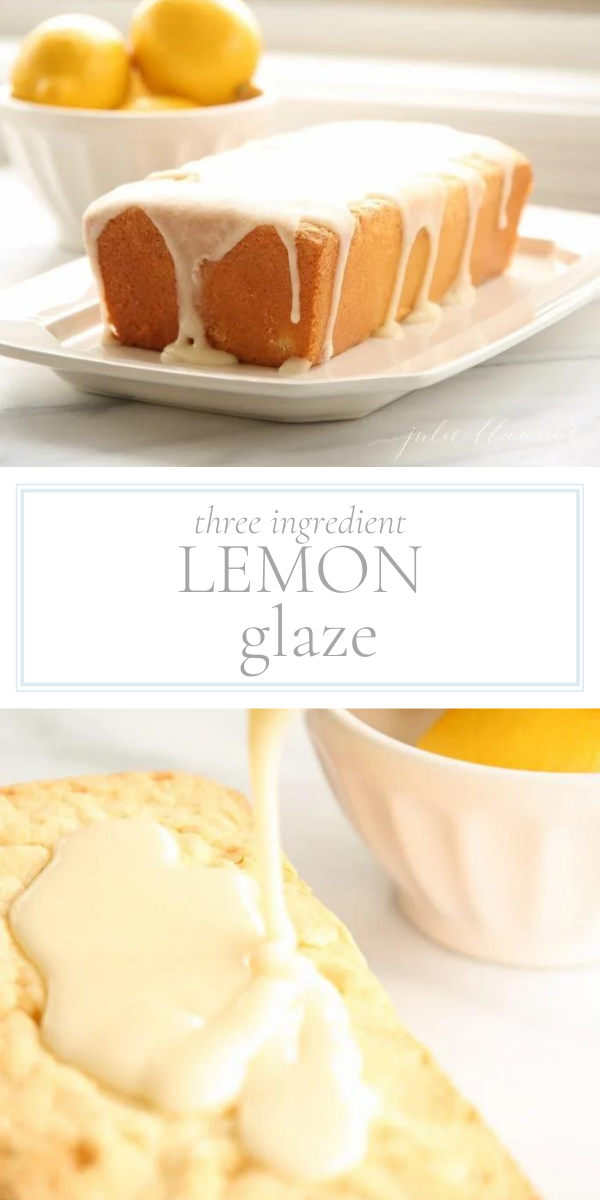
xmin=0 ymin=165 xmax=599 ymax=467
xmin=0 ymin=708 xmax=598 ymax=1199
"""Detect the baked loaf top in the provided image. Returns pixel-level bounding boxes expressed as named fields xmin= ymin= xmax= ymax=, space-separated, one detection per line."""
xmin=84 ymin=121 xmax=530 ymax=367
xmin=0 ymin=771 xmax=538 ymax=1200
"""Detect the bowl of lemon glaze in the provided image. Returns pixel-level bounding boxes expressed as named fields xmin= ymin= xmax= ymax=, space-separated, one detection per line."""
xmin=0 ymin=4 xmax=276 ymax=251
xmin=306 ymin=708 xmax=600 ymax=968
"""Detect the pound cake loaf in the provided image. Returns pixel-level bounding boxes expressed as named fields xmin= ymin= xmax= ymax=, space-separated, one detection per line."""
xmin=0 ymin=771 xmax=538 ymax=1200
xmin=84 ymin=121 xmax=533 ymax=371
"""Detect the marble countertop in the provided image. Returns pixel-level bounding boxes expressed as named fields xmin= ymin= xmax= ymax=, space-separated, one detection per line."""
xmin=0 ymin=708 xmax=598 ymax=1199
xmin=1 ymin=165 xmax=599 ymax=467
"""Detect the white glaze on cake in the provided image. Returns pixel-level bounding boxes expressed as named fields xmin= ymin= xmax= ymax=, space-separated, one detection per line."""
xmin=84 ymin=121 xmax=522 ymax=369
xmin=10 ymin=712 xmax=374 ymax=1182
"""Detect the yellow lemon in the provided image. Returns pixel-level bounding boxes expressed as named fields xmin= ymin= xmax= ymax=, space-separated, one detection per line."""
xmin=121 ymin=64 xmax=152 ymax=104
xmin=120 ymin=67 xmax=197 ymax=109
xmin=131 ymin=0 xmax=262 ymax=107
xmin=417 ymin=709 xmax=600 ymax=773
xmin=122 ymin=93 xmax=198 ymax=111
xmin=10 ymin=14 xmax=130 ymax=109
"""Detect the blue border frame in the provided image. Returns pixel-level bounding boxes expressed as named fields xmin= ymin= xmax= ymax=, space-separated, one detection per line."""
xmin=16 ymin=484 xmax=584 ymax=692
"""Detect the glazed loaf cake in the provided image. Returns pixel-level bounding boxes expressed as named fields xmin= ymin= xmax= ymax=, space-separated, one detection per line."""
xmin=0 ymin=770 xmax=539 ymax=1200
xmin=83 ymin=121 xmax=533 ymax=371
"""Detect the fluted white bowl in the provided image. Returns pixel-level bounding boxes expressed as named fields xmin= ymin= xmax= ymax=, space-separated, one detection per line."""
xmin=306 ymin=708 xmax=600 ymax=968
xmin=0 ymin=84 xmax=277 ymax=252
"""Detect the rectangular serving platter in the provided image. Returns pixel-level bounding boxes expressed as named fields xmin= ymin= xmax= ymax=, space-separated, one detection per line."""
xmin=0 ymin=204 xmax=599 ymax=423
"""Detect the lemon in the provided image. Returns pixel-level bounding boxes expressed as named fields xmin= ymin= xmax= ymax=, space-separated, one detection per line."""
xmin=10 ymin=14 xmax=130 ymax=110
xmin=121 ymin=64 xmax=152 ymax=104
xmin=122 ymin=94 xmax=198 ymax=111
xmin=131 ymin=0 xmax=262 ymax=107
xmin=120 ymin=67 xmax=197 ymax=109
xmin=417 ymin=710 xmax=600 ymax=773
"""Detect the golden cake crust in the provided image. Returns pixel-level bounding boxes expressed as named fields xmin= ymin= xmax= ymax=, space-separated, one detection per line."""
xmin=93 ymin=156 xmax=533 ymax=368
xmin=0 ymin=771 xmax=539 ymax=1199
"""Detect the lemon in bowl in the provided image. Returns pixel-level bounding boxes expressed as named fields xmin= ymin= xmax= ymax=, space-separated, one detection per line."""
xmin=119 ymin=68 xmax=199 ymax=111
xmin=122 ymin=94 xmax=199 ymax=111
xmin=417 ymin=709 xmax=600 ymax=773
xmin=10 ymin=14 xmax=129 ymax=110
xmin=307 ymin=708 xmax=600 ymax=967
xmin=1 ymin=2 xmax=273 ymax=248
xmin=131 ymin=0 xmax=262 ymax=106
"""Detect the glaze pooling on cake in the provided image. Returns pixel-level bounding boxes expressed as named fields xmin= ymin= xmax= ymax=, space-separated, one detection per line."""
xmin=0 ymin=769 xmax=539 ymax=1199
xmin=84 ymin=120 xmax=522 ymax=369
xmin=10 ymin=711 xmax=374 ymax=1183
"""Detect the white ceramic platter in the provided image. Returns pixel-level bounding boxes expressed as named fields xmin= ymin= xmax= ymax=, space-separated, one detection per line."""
xmin=0 ymin=204 xmax=599 ymax=424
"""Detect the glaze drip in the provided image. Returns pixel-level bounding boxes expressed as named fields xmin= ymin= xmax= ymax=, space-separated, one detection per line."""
xmin=10 ymin=712 xmax=374 ymax=1182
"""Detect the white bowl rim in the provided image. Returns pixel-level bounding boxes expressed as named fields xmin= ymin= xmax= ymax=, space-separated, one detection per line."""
xmin=0 ymin=81 xmax=277 ymax=121
xmin=315 ymin=706 xmax=600 ymax=785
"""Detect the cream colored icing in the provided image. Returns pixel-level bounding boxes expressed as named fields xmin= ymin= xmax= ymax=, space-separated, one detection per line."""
xmin=84 ymin=121 xmax=522 ymax=371
xmin=278 ymin=355 xmax=312 ymax=375
xmin=10 ymin=711 xmax=373 ymax=1181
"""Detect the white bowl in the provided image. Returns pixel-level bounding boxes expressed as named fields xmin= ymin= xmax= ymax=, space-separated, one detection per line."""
xmin=0 ymin=84 xmax=277 ymax=252
xmin=306 ymin=708 xmax=600 ymax=968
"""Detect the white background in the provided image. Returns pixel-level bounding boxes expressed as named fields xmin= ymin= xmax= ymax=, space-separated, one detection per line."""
xmin=7 ymin=469 xmax=586 ymax=697
xmin=0 ymin=707 xmax=597 ymax=1200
